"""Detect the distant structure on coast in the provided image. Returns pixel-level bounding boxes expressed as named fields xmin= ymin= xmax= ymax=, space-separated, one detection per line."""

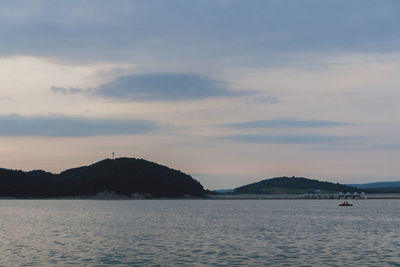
xmin=112 ymin=152 xmax=115 ymax=160
xmin=304 ymin=191 xmax=367 ymax=199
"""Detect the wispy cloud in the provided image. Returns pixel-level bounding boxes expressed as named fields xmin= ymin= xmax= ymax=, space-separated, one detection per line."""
xmin=221 ymin=132 xmax=400 ymax=151
xmin=0 ymin=96 xmax=13 ymax=101
xmin=52 ymin=73 xmax=247 ymax=102
xmin=221 ymin=134 xmax=360 ymax=144
xmin=0 ymin=114 xmax=162 ymax=137
xmin=245 ymin=96 xmax=280 ymax=105
xmin=223 ymin=118 xmax=352 ymax=129
xmin=50 ymin=86 xmax=92 ymax=95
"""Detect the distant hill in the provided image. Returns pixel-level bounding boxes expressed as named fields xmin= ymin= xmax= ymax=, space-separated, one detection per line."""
xmin=348 ymin=181 xmax=400 ymax=189
xmin=348 ymin=181 xmax=400 ymax=193
xmin=215 ymin=189 xmax=234 ymax=194
xmin=0 ymin=158 xmax=205 ymax=198
xmin=234 ymin=176 xmax=360 ymax=194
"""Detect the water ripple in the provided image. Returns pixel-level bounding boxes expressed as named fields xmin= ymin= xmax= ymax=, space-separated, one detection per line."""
xmin=0 ymin=199 xmax=398 ymax=266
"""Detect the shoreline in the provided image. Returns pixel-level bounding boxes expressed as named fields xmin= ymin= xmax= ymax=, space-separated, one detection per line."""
xmin=206 ymin=193 xmax=400 ymax=200
xmin=0 ymin=193 xmax=399 ymax=200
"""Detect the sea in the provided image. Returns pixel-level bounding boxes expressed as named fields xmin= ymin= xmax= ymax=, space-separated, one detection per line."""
xmin=0 ymin=199 xmax=398 ymax=266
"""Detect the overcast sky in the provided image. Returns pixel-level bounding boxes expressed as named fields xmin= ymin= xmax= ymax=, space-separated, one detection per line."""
xmin=1 ymin=0 xmax=400 ymax=189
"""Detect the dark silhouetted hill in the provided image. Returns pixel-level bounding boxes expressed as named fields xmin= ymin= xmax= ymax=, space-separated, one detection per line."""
xmin=234 ymin=176 xmax=361 ymax=194
xmin=0 ymin=158 xmax=205 ymax=198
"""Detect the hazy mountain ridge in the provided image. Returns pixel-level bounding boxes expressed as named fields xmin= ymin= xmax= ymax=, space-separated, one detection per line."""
xmin=348 ymin=181 xmax=400 ymax=189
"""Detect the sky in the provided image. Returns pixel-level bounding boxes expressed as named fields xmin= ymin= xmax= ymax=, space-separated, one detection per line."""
xmin=1 ymin=0 xmax=400 ymax=189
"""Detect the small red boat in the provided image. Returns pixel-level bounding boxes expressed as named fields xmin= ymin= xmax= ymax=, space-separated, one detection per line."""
xmin=339 ymin=201 xmax=353 ymax=206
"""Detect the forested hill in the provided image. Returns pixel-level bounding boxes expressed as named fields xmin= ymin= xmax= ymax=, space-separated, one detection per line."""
xmin=0 ymin=158 xmax=205 ymax=198
xmin=234 ymin=176 xmax=360 ymax=194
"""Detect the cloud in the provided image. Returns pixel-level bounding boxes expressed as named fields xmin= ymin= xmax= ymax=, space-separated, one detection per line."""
xmin=1 ymin=1 xmax=400 ymax=63
xmin=50 ymin=86 xmax=92 ymax=95
xmin=0 ymin=96 xmax=13 ymax=101
xmin=52 ymin=73 xmax=245 ymax=101
xmin=0 ymin=114 xmax=162 ymax=137
xmin=221 ymin=134 xmax=360 ymax=144
xmin=223 ymin=118 xmax=352 ymax=129
xmin=315 ymin=142 xmax=400 ymax=151
xmin=221 ymin=133 xmax=400 ymax=151
xmin=249 ymin=96 xmax=280 ymax=105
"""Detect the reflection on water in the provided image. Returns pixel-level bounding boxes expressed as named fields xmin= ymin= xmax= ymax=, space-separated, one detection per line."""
xmin=0 ymin=199 xmax=399 ymax=266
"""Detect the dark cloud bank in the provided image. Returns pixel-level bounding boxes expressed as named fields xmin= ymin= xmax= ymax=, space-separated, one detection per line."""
xmin=52 ymin=73 xmax=247 ymax=102
xmin=1 ymin=0 xmax=400 ymax=61
xmin=0 ymin=114 xmax=161 ymax=137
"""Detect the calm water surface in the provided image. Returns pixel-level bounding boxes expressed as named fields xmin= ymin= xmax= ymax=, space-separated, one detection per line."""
xmin=0 ymin=199 xmax=399 ymax=266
